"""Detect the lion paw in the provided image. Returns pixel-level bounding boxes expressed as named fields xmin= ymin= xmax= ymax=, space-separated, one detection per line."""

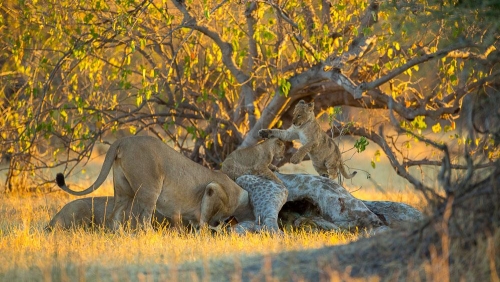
xmin=290 ymin=154 xmax=302 ymax=164
xmin=269 ymin=166 xmax=279 ymax=172
xmin=258 ymin=129 xmax=272 ymax=139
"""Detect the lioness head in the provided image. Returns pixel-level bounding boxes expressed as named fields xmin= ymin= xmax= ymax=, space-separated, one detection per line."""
xmin=292 ymin=100 xmax=315 ymax=127
xmin=200 ymin=182 xmax=232 ymax=227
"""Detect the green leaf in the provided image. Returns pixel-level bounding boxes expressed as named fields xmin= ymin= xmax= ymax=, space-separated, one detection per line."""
xmin=411 ymin=116 xmax=427 ymax=130
xmin=432 ymin=123 xmax=442 ymax=133
xmin=279 ymin=78 xmax=291 ymax=97
xmin=354 ymin=137 xmax=369 ymax=153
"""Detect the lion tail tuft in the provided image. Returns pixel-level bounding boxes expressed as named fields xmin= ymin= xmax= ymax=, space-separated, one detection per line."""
xmin=56 ymin=173 xmax=66 ymax=187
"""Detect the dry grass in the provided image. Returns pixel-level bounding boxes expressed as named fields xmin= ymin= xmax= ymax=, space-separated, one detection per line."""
xmin=0 ymin=183 xmax=428 ymax=281
xmin=0 ymin=144 xmax=438 ymax=281
xmin=1 ymin=180 xmax=498 ymax=281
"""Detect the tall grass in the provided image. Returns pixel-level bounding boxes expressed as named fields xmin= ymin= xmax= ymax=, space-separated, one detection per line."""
xmin=2 ymin=192 xmax=497 ymax=281
xmin=0 ymin=185 xmax=428 ymax=281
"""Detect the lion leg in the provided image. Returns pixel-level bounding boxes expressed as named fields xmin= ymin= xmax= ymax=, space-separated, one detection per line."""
xmin=257 ymin=168 xmax=284 ymax=185
xmin=290 ymin=151 xmax=306 ymax=164
xmin=327 ymin=158 xmax=356 ymax=180
xmin=108 ymin=195 xmax=130 ymax=231
xmin=136 ymin=204 xmax=156 ymax=231
xmin=326 ymin=166 xmax=339 ymax=179
xmin=132 ymin=187 xmax=161 ymax=231
xmin=290 ymin=142 xmax=315 ymax=164
xmin=268 ymin=164 xmax=279 ymax=172
xmin=108 ymin=168 xmax=136 ymax=231
xmin=312 ymin=163 xmax=330 ymax=178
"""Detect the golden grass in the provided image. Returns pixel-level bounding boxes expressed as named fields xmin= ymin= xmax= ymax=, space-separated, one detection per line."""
xmin=2 ymin=186 xmax=497 ymax=282
xmin=0 ymin=191 xmax=360 ymax=276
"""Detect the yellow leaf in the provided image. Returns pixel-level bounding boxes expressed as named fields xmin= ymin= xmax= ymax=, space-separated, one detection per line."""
xmin=334 ymin=38 xmax=340 ymax=48
xmin=217 ymin=133 xmax=222 ymax=147
xmin=432 ymin=123 xmax=442 ymax=133
xmin=387 ymin=48 xmax=393 ymax=59
xmin=393 ymin=42 xmax=400 ymax=51
xmin=374 ymin=150 xmax=381 ymax=162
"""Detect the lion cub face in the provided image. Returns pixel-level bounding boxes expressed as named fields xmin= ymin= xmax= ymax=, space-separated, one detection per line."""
xmin=292 ymin=100 xmax=315 ymax=127
xmin=270 ymin=138 xmax=286 ymax=161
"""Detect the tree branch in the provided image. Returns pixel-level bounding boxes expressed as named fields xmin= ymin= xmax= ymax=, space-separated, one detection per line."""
xmin=403 ymin=159 xmax=495 ymax=170
xmin=172 ymin=0 xmax=257 ymax=129
xmin=360 ymin=42 xmax=473 ymax=93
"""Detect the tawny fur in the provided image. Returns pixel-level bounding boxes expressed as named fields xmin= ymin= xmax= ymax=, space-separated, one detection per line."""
xmin=221 ymin=138 xmax=285 ymax=185
xmin=259 ymin=100 xmax=356 ymax=180
xmin=55 ymin=136 xmax=252 ymax=230
xmin=45 ymin=197 xmax=172 ymax=231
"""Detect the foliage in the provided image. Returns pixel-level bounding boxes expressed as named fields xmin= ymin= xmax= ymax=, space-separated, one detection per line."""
xmin=354 ymin=136 xmax=369 ymax=153
xmin=0 ymin=0 xmax=499 ymax=194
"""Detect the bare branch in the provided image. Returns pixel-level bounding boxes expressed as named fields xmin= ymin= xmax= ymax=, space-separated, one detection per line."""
xmin=360 ymin=42 xmax=473 ymax=93
xmin=329 ymin=124 xmax=443 ymax=200
xmin=257 ymin=0 xmax=318 ymax=58
xmin=403 ymin=159 xmax=495 ymax=170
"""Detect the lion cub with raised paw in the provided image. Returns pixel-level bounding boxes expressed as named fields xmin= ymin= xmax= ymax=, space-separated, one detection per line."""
xmin=258 ymin=100 xmax=356 ymax=180
xmin=221 ymin=138 xmax=285 ymax=185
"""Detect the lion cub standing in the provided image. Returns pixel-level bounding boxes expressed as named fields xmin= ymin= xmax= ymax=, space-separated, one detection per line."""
xmin=258 ymin=100 xmax=356 ymax=180
xmin=221 ymin=138 xmax=285 ymax=185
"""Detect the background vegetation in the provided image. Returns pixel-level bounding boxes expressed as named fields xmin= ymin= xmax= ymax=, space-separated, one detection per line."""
xmin=1 ymin=0 xmax=500 ymax=280
xmin=1 ymin=0 xmax=498 ymax=192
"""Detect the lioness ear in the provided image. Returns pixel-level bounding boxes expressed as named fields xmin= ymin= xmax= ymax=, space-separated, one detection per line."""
xmin=200 ymin=182 xmax=230 ymax=226
xmin=298 ymin=100 xmax=306 ymax=104
xmin=205 ymin=182 xmax=229 ymax=205
xmin=308 ymin=101 xmax=314 ymax=109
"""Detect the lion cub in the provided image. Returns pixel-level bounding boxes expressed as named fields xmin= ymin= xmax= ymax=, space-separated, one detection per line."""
xmin=221 ymin=138 xmax=285 ymax=185
xmin=258 ymin=100 xmax=356 ymax=180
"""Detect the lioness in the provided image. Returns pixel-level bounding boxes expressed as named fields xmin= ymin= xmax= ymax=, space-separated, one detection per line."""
xmin=221 ymin=138 xmax=285 ymax=185
xmin=45 ymin=197 xmax=172 ymax=231
xmin=259 ymin=100 xmax=356 ymax=180
xmin=55 ymin=136 xmax=252 ymax=230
